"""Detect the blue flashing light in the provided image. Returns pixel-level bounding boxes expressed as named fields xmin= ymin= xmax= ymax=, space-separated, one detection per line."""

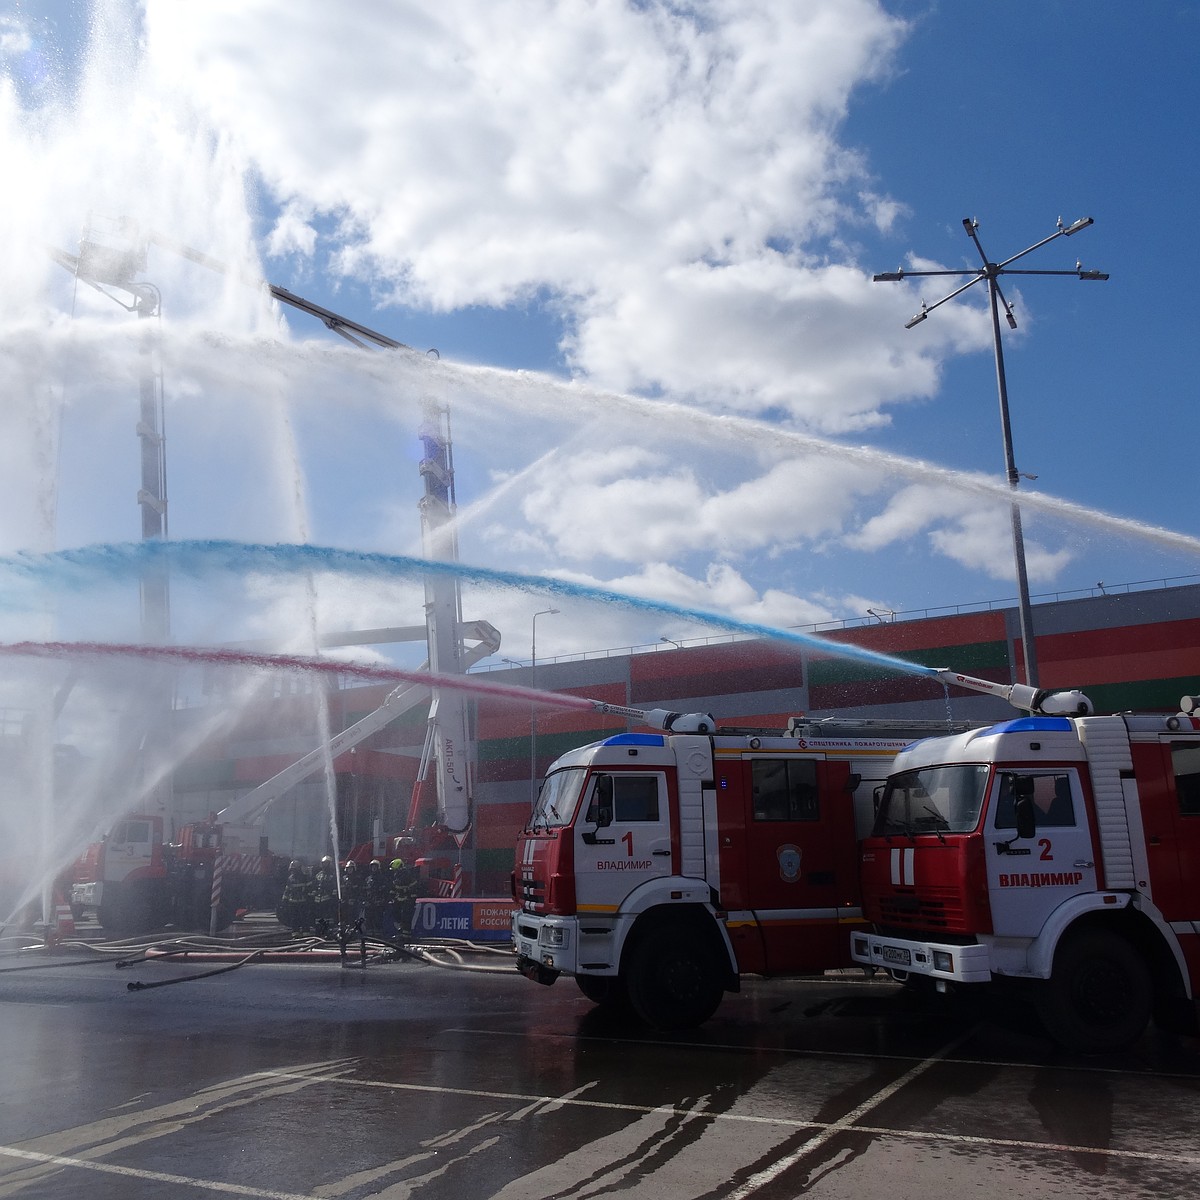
xmin=602 ymin=733 xmax=666 ymax=747
xmin=987 ymin=717 xmax=1072 ymax=734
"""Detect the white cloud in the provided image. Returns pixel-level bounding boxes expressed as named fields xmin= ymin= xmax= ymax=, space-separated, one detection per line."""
xmin=548 ymin=559 xmax=842 ymax=643
xmin=929 ymin=509 xmax=1074 ymax=584
xmin=0 ymin=17 xmax=32 ymax=57
xmin=847 ymin=483 xmax=1075 ymax=584
xmin=570 ymin=254 xmax=1001 ymax=431
xmin=266 ymin=201 xmax=318 ymax=259
xmin=514 ymin=444 xmax=881 ymax=564
xmin=140 ymin=0 xmax=938 ymax=431
xmin=847 ymin=483 xmax=959 ymax=551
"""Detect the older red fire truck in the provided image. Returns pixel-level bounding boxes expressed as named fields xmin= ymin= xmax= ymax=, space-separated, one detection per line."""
xmin=511 ymin=699 xmax=967 ymax=1029
xmin=70 ymin=812 xmax=283 ymax=934
xmin=852 ymin=674 xmax=1200 ymax=1052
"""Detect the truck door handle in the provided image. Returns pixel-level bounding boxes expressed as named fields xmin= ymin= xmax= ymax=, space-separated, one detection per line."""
xmin=652 ymin=850 xmax=671 ymax=857
xmin=1073 ymin=860 xmax=1094 ymax=868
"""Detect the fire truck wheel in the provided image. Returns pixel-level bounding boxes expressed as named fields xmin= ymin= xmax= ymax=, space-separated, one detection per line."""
xmin=575 ymin=975 xmax=629 ymax=1009
xmin=624 ymin=920 xmax=725 ymax=1030
xmin=1039 ymin=929 xmax=1152 ymax=1054
xmin=99 ymin=890 xmax=155 ymax=936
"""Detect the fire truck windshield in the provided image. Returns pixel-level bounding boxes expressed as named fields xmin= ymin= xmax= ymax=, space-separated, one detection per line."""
xmin=873 ymin=764 xmax=990 ymax=837
xmin=529 ymin=767 xmax=587 ymax=830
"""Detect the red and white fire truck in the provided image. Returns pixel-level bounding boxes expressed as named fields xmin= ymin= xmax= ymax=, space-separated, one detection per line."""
xmin=511 ymin=699 xmax=968 ymax=1029
xmin=852 ymin=673 xmax=1200 ymax=1051
xmin=70 ymin=812 xmax=283 ymax=934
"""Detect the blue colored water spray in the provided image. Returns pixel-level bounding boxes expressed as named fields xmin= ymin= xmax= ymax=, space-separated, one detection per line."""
xmin=1 ymin=539 xmax=940 ymax=678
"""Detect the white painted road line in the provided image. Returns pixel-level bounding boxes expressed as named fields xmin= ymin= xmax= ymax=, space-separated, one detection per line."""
xmin=0 ymin=1146 xmax=316 ymax=1200
xmin=726 ymin=1028 xmax=975 ymax=1198
xmin=255 ymin=1065 xmax=1200 ymax=1169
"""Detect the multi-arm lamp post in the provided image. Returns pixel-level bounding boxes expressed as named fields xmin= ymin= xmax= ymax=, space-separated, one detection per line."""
xmin=874 ymin=216 xmax=1108 ymax=687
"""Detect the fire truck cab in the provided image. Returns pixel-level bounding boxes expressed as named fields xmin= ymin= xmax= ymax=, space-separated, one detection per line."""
xmin=71 ymin=814 xmax=167 ymax=930
xmin=852 ymin=707 xmax=1200 ymax=1051
xmin=512 ymin=714 xmax=922 ymax=1030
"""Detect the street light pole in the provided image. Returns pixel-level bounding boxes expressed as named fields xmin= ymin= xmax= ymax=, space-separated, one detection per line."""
xmin=874 ymin=215 xmax=1108 ymax=687
xmin=982 ymin=261 xmax=1039 ymax=687
xmin=530 ymin=608 xmax=560 ymax=804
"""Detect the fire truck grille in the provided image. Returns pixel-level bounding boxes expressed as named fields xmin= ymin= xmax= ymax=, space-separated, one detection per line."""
xmin=519 ymin=876 xmax=545 ymax=911
xmin=874 ymin=888 xmax=965 ymax=932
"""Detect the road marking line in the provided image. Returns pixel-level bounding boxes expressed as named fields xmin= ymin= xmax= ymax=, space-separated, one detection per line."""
xmin=0 ymin=1147 xmax=314 ymax=1200
xmin=254 ymin=1067 xmax=1200 ymax=1167
xmin=726 ymin=1028 xmax=973 ymax=1198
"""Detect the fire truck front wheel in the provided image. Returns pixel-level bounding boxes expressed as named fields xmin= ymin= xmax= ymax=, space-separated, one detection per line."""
xmin=1038 ymin=928 xmax=1152 ymax=1054
xmin=624 ymin=918 xmax=726 ymax=1031
xmin=98 ymin=884 xmax=157 ymax=936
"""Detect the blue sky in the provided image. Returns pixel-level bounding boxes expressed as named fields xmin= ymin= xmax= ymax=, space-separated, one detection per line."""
xmin=1 ymin=0 xmax=1198 ymax=667
xmin=844 ymin=4 xmax=1199 ymax=529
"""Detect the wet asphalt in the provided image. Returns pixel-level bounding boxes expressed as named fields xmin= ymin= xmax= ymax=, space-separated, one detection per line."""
xmin=2 ymin=921 xmax=1200 ymax=1199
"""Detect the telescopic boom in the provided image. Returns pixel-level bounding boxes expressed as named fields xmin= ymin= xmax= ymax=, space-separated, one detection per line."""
xmin=586 ymin=700 xmax=717 ymax=734
xmin=933 ymin=668 xmax=1093 ymax=716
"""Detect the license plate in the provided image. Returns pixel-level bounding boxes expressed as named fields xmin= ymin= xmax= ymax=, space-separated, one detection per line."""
xmin=881 ymin=945 xmax=912 ymax=967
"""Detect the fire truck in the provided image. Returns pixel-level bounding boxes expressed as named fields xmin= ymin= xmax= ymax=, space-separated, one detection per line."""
xmin=852 ymin=671 xmax=1200 ymax=1052
xmin=511 ymin=699 xmax=971 ymax=1029
xmin=70 ymin=812 xmax=283 ymax=934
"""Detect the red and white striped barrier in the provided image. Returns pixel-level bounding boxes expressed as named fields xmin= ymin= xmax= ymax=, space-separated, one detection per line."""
xmin=208 ymin=854 xmax=227 ymax=936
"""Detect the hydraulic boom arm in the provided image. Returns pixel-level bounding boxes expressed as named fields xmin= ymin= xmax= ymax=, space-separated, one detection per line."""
xmin=933 ymin=668 xmax=1093 ymax=716
xmin=585 ymin=700 xmax=716 ymax=734
xmin=219 ymin=620 xmax=500 ymax=828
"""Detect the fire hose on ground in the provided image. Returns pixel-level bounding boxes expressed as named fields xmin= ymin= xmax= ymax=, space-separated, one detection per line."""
xmin=0 ymin=919 xmax=517 ymax=991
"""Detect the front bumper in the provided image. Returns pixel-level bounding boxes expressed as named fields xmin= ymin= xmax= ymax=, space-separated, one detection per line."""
xmin=72 ymin=882 xmax=102 ymax=908
xmin=512 ymin=909 xmax=576 ymax=975
xmin=850 ymin=930 xmax=993 ymax=984
xmin=515 ymin=954 xmax=560 ymax=986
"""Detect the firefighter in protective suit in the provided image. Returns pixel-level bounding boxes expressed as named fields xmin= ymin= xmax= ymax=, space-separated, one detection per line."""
xmin=339 ymin=860 xmax=363 ymax=928
xmin=364 ymin=859 xmax=393 ymax=937
xmin=276 ymin=860 xmax=311 ymax=932
xmin=311 ymin=855 xmax=339 ymax=932
xmin=391 ymin=857 xmax=418 ymax=937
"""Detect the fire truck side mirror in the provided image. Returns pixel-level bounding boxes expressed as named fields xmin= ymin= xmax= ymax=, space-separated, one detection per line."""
xmin=581 ymin=776 xmax=614 ymax=845
xmin=586 ymin=776 xmax=614 ymax=827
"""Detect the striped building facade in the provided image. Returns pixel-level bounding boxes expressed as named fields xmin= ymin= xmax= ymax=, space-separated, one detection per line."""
xmin=173 ymin=582 xmax=1200 ymax=894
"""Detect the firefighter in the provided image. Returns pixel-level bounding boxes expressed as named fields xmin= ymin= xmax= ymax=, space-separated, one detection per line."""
xmin=339 ymin=860 xmax=363 ymax=928
xmin=364 ymin=858 xmax=393 ymax=937
xmin=311 ymin=855 xmax=339 ymax=932
xmin=391 ymin=856 xmax=418 ymax=938
xmin=276 ymin=860 xmax=311 ymax=932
